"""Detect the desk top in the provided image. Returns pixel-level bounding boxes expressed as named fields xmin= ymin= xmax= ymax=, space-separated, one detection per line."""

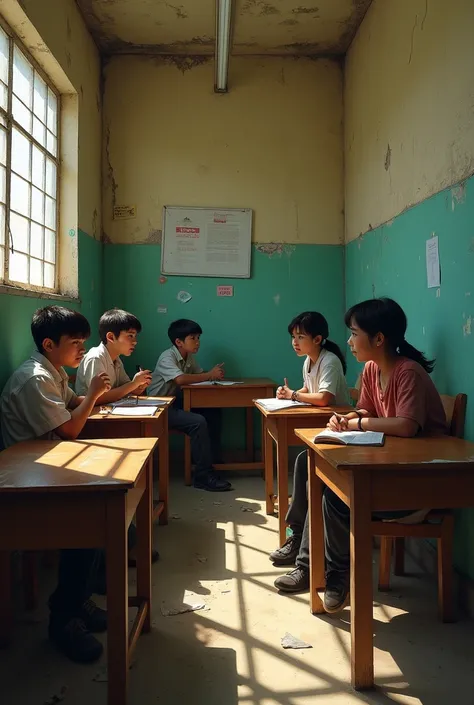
xmin=254 ymin=402 xmax=353 ymax=418
xmin=0 ymin=438 xmax=157 ymax=493
xmin=295 ymin=428 xmax=474 ymax=472
xmin=87 ymin=396 xmax=174 ymax=421
xmin=182 ymin=378 xmax=276 ymax=389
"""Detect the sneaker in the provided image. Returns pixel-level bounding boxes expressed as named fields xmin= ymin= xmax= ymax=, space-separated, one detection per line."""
xmin=49 ymin=615 xmax=103 ymax=663
xmin=80 ymin=599 xmax=107 ymax=633
xmin=323 ymin=576 xmax=350 ymax=614
xmin=269 ymin=534 xmax=302 ymax=566
xmin=274 ymin=566 xmax=310 ymax=593
xmin=194 ymin=473 xmax=233 ymax=492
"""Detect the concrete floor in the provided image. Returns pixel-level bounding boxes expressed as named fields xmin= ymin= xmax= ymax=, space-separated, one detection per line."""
xmin=2 ymin=474 xmax=474 ymax=705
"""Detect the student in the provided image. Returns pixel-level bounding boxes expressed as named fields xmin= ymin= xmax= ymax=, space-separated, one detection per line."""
xmin=0 ymin=306 xmax=111 ymax=663
xmin=75 ymin=308 xmax=152 ymax=402
xmin=148 ymin=318 xmax=232 ymax=492
xmin=322 ymin=297 xmax=446 ymax=613
xmin=270 ymin=312 xmax=350 ymax=593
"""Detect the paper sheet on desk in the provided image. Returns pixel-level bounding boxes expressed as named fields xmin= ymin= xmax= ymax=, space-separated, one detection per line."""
xmin=110 ymin=406 xmax=158 ymax=416
xmin=112 ymin=398 xmax=167 ymax=407
xmin=189 ymin=381 xmax=243 ymax=386
xmin=255 ymin=398 xmax=312 ymax=411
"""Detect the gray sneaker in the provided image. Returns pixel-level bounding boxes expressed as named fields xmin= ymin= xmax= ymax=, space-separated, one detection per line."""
xmin=269 ymin=534 xmax=302 ymax=565
xmin=274 ymin=566 xmax=310 ymax=593
xmin=323 ymin=577 xmax=350 ymax=614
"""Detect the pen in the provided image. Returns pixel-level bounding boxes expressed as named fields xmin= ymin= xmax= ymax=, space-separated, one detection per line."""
xmin=136 ymin=365 xmax=142 ymax=405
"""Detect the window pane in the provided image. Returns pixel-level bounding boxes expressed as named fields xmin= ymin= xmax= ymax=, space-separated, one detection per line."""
xmin=45 ymin=196 xmax=56 ymax=229
xmin=0 ymin=81 xmax=7 ymax=111
xmin=30 ymin=221 xmax=43 ymax=259
xmin=44 ymin=228 xmax=55 ymax=263
xmin=46 ymin=130 xmax=57 ymax=157
xmin=0 ymin=203 xmax=5 ymax=245
xmin=0 ymin=28 xmax=9 ymax=84
xmin=0 ymin=165 xmax=6 ymax=202
xmin=32 ymin=145 xmax=45 ymax=188
xmin=10 ymin=212 xmax=29 ymax=253
xmin=11 ymin=173 xmax=29 ymax=216
xmin=47 ymin=89 xmax=57 ymax=134
xmin=33 ymin=116 xmax=46 ymax=147
xmin=44 ymin=261 xmax=54 ymax=289
xmin=0 ymin=126 xmax=6 ymax=166
xmin=12 ymin=127 xmax=31 ymax=180
xmin=12 ymin=96 xmax=32 ymax=133
xmin=45 ymin=158 xmax=56 ymax=197
xmin=13 ymin=47 xmax=33 ymax=108
xmin=9 ymin=250 xmax=28 ymax=283
xmin=33 ymin=73 xmax=47 ymax=123
xmin=30 ymin=257 xmax=42 ymax=286
xmin=32 ymin=187 xmax=44 ymax=224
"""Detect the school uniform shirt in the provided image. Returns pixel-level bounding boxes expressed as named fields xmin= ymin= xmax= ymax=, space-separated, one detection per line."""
xmin=303 ymin=349 xmax=350 ymax=405
xmin=357 ymin=357 xmax=447 ymax=524
xmin=0 ymin=351 xmax=77 ymax=448
xmin=75 ymin=342 xmax=130 ymax=395
xmin=148 ymin=346 xmax=203 ymax=397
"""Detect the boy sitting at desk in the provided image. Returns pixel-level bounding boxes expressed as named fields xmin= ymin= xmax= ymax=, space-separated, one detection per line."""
xmin=0 ymin=306 xmax=111 ymax=663
xmin=148 ymin=318 xmax=232 ymax=492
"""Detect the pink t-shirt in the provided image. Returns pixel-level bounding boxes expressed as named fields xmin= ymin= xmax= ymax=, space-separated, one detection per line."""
xmin=357 ymin=358 xmax=447 ymax=436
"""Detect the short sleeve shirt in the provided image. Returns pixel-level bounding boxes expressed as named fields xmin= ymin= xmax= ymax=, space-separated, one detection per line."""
xmin=302 ymin=349 xmax=350 ymax=405
xmin=148 ymin=346 xmax=203 ymax=397
xmin=75 ymin=342 xmax=130 ymax=395
xmin=0 ymin=351 xmax=77 ymax=447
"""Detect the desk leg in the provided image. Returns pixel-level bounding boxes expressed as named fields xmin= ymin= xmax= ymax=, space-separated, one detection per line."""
xmin=136 ymin=457 xmax=152 ymax=633
xmin=308 ymin=452 xmax=325 ymax=613
xmin=246 ymin=407 xmax=254 ymax=461
xmin=183 ymin=389 xmax=192 ymax=486
xmin=158 ymin=410 xmax=169 ymax=525
xmin=276 ymin=419 xmax=289 ymax=546
xmin=264 ymin=419 xmax=274 ymax=515
xmin=350 ymin=471 xmax=374 ymax=690
xmin=106 ymin=494 xmax=128 ymax=705
xmin=0 ymin=551 xmax=12 ymax=648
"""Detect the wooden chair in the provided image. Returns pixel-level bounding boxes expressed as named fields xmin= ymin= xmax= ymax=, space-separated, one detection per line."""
xmin=373 ymin=393 xmax=467 ymax=622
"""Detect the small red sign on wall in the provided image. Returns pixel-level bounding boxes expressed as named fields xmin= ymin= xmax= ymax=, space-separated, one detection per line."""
xmin=217 ymin=285 xmax=233 ymax=297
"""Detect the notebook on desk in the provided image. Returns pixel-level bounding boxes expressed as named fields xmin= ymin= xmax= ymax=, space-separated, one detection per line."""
xmin=314 ymin=430 xmax=385 ymax=446
xmin=189 ymin=381 xmax=243 ymax=386
xmin=255 ymin=398 xmax=312 ymax=412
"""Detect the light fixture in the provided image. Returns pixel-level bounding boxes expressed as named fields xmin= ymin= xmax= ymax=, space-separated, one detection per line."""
xmin=215 ymin=0 xmax=233 ymax=93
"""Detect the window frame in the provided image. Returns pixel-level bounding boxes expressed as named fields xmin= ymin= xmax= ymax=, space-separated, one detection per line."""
xmin=0 ymin=14 xmax=60 ymax=294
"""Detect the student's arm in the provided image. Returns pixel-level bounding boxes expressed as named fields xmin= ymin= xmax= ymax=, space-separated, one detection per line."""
xmin=175 ymin=363 xmax=224 ymax=386
xmin=54 ymin=373 xmax=111 ymax=440
xmin=95 ymin=369 xmax=152 ymax=404
xmin=293 ymin=390 xmax=335 ymax=406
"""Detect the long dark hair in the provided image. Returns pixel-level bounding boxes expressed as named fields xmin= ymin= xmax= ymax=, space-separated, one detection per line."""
xmin=288 ymin=311 xmax=347 ymax=374
xmin=344 ymin=298 xmax=435 ymax=373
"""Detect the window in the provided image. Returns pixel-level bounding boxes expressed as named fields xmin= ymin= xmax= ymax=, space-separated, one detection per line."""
xmin=0 ymin=20 xmax=59 ymax=292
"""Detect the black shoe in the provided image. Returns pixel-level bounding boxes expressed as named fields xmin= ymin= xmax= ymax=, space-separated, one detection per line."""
xmin=194 ymin=473 xmax=233 ymax=492
xmin=49 ymin=615 xmax=103 ymax=663
xmin=80 ymin=599 xmax=107 ymax=633
xmin=269 ymin=534 xmax=302 ymax=566
xmin=323 ymin=576 xmax=350 ymax=614
xmin=274 ymin=566 xmax=310 ymax=593
xmin=128 ymin=548 xmax=160 ymax=568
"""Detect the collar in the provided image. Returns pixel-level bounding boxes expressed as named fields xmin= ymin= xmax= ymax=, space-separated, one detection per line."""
xmin=99 ymin=341 xmax=118 ymax=366
xmin=173 ymin=345 xmax=185 ymax=363
xmin=31 ymin=350 xmax=69 ymax=384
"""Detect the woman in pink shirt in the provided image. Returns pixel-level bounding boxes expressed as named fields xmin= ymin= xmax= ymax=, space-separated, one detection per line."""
xmin=323 ymin=297 xmax=446 ymax=614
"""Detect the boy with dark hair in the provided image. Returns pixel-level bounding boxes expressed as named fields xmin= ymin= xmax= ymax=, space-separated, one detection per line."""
xmin=75 ymin=308 xmax=151 ymax=402
xmin=148 ymin=318 xmax=232 ymax=492
xmin=0 ymin=306 xmax=111 ymax=663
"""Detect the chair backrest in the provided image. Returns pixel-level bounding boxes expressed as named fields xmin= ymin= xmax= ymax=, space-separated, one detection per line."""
xmin=440 ymin=393 xmax=467 ymax=439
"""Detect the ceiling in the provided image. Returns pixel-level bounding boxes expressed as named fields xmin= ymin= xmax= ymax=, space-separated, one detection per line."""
xmin=76 ymin=0 xmax=372 ymax=56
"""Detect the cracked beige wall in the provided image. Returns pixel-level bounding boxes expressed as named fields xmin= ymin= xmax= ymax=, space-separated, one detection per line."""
xmin=102 ymin=55 xmax=343 ymax=245
xmin=345 ymin=0 xmax=474 ymax=242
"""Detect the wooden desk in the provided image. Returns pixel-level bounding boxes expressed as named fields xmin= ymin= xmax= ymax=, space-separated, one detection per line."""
xmin=295 ymin=428 xmax=474 ymax=691
xmin=81 ymin=397 xmax=173 ymax=524
xmin=182 ymin=379 xmax=276 ymax=485
xmin=0 ymin=437 xmax=157 ymax=705
xmin=254 ymin=403 xmax=352 ymax=545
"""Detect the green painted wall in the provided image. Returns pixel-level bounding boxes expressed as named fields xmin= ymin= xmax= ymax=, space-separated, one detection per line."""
xmin=103 ymin=242 xmax=345 ymax=449
xmin=0 ymin=229 xmax=102 ymax=391
xmin=345 ymin=175 xmax=474 ymax=579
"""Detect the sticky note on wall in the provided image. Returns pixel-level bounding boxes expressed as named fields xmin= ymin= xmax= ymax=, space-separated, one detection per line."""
xmin=217 ymin=286 xmax=233 ymax=297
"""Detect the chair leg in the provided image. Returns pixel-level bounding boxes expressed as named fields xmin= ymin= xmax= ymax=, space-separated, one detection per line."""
xmin=438 ymin=516 xmax=455 ymax=623
xmin=394 ymin=537 xmax=405 ymax=576
xmin=22 ymin=551 xmax=39 ymax=611
xmin=378 ymin=537 xmax=393 ymax=591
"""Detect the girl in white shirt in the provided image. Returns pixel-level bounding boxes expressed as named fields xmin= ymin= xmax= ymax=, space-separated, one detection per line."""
xmin=272 ymin=311 xmax=350 ymax=594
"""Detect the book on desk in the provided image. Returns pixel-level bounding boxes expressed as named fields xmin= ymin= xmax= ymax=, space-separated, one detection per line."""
xmin=314 ymin=430 xmax=385 ymax=446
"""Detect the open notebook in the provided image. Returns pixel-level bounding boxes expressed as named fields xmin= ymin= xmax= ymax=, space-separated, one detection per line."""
xmin=189 ymin=381 xmax=243 ymax=386
xmin=112 ymin=398 xmax=167 ymax=408
xmin=254 ymin=398 xmax=312 ymax=412
xmin=314 ymin=429 xmax=385 ymax=446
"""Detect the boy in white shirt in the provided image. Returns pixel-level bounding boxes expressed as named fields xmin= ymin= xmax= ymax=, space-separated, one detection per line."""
xmin=0 ymin=306 xmax=110 ymax=663
xmin=149 ymin=319 xmax=232 ymax=492
xmin=270 ymin=311 xmax=350 ymax=594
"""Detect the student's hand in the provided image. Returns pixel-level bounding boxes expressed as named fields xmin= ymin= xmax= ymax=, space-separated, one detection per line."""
xmin=327 ymin=413 xmax=350 ymax=432
xmin=133 ymin=369 xmax=152 ymax=389
xmin=134 ymin=383 xmax=148 ymax=396
xmin=209 ymin=363 xmax=225 ymax=381
xmin=89 ymin=372 xmax=111 ymax=399
xmin=276 ymin=378 xmax=292 ymax=399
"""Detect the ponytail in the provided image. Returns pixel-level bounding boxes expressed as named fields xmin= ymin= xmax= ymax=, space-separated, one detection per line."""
xmin=322 ymin=339 xmax=347 ymax=374
xmin=398 ymin=340 xmax=435 ymax=373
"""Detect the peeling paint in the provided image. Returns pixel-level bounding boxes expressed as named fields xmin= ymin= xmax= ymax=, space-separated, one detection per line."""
xmin=101 ymin=231 xmax=112 ymax=244
xmin=159 ymin=276 xmax=168 ymax=284
xmin=279 ymin=18 xmax=299 ymax=26
xmin=164 ymin=2 xmax=188 ymax=20
xmin=92 ymin=208 xmax=98 ymax=239
xmin=105 ymin=126 xmax=118 ymax=209
xmin=292 ymin=6 xmax=320 ymax=15
xmin=255 ymin=242 xmax=295 ymax=258
xmin=147 ymin=229 xmax=162 ymax=243
xmin=384 ymin=144 xmax=391 ymax=171
xmin=242 ymin=1 xmax=280 ymax=17
xmin=451 ymin=181 xmax=466 ymax=210
xmin=463 ymin=316 xmax=472 ymax=337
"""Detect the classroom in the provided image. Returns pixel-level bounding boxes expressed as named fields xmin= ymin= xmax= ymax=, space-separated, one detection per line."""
xmin=0 ymin=0 xmax=474 ymax=703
